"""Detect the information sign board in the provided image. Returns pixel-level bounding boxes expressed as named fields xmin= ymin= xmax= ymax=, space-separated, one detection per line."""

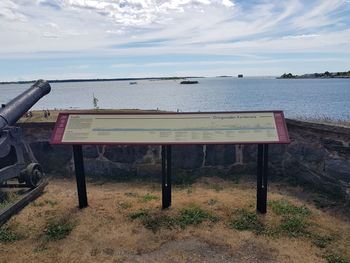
xmin=51 ymin=111 xmax=289 ymax=145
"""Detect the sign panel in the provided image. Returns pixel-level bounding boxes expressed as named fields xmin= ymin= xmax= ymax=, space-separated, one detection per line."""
xmin=51 ymin=111 xmax=290 ymax=145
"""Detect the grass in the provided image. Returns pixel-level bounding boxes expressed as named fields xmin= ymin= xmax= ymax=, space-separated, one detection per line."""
xmin=142 ymin=215 xmax=175 ymax=232
xmin=279 ymin=216 xmax=309 ymax=237
xmin=43 ymin=221 xmax=74 ymax=242
xmin=0 ymin=200 xmax=12 ymax=210
xmin=227 ymin=209 xmax=264 ymax=234
xmin=227 ymin=200 xmax=313 ymax=238
xmin=207 ymin=198 xmax=218 ymax=206
xmin=268 ymin=200 xmax=311 ymax=217
xmin=0 ymin=225 xmax=24 ymax=243
xmin=124 ymin=192 xmax=139 ymax=198
xmin=32 ymin=199 xmax=58 ymax=207
xmin=0 ymin=192 xmax=19 ymax=210
xmin=128 ymin=210 xmax=150 ymax=220
xmin=139 ymin=194 xmax=159 ymax=203
xmin=324 ymin=254 xmax=350 ymax=263
xmin=117 ymin=201 xmax=132 ymax=209
xmin=128 ymin=205 xmax=219 ymax=232
xmin=176 ymin=205 xmax=219 ymax=228
xmin=312 ymin=234 xmax=335 ymax=248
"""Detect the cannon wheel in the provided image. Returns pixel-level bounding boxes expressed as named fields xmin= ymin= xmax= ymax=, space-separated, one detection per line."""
xmin=23 ymin=163 xmax=44 ymax=189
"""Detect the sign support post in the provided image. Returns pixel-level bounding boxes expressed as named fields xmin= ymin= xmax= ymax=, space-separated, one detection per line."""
xmin=72 ymin=145 xmax=88 ymax=209
xmin=256 ymin=144 xmax=269 ymax=214
xmin=162 ymin=145 xmax=172 ymax=209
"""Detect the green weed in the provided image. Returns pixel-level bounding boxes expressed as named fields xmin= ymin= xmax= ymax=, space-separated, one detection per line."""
xmin=312 ymin=234 xmax=334 ymax=248
xmin=142 ymin=215 xmax=175 ymax=232
xmin=128 ymin=205 xmax=219 ymax=232
xmin=227 ymin=209 xmax=264 ymax=234
xmin=43 ymin=222 xmax=74 ymax=242
xmin=139 ymin=194 xmax=159 ymax=203
xmin=117 ymin=202 xmax=132 ymax=209
xmin=0 ymin=226 xmax=24 ymax=243
xmin=324 ymin=254 xmax=350 ymax=263
xmin=176 ymin=205 xmax=219 ymax=228
xmin=269 ymin=200 xmax=311 ymax=217
xmin=279 ymin=216 xmax=309 ymax=237
xmin=124 ymin=192 xmax=139 ymax=198
xmin=128 ymin=210 xmax=150 ymax=220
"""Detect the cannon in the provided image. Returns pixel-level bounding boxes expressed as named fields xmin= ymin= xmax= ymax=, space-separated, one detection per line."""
xmin=0 ymin=80 xmax=51 ymax=188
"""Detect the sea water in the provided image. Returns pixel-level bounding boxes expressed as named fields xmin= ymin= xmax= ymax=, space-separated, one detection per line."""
xmin=1 ymin=77 xmax=349 ymax=119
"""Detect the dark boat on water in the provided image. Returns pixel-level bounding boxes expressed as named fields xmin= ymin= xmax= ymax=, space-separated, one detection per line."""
xmin=129 ymin=81 xmax=137 ymax=85
xmin=180 ymin=80 xmax=199 ymax=84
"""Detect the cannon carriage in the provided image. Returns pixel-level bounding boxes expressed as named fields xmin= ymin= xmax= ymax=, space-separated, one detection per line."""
xmin=0 ymin=80 xmax=51 ymax=188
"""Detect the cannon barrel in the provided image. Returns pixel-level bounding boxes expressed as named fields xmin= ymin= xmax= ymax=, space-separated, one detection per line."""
xmin=0 ymin=79 xmax=51 ymax=130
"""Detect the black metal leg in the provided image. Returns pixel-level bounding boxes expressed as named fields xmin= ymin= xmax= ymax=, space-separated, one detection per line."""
xmin=73 ymin=145 xmax=88 ymax=209
xmin=162 ymin=145 xmax=172 ymax=209
xmin=257 ymin=144 xmax=268 ymax=214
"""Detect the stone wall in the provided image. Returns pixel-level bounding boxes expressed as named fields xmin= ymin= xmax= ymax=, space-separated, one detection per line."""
xmin=18 ymin=120 xmax=350 ymax=204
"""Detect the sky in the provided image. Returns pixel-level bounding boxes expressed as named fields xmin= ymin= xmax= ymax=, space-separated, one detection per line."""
xmin=0 ymin=0 xmax=350 ymax=81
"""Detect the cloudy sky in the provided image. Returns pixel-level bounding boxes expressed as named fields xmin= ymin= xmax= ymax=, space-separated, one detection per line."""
xmin=1 ymin=0 xmax=350 ymax=81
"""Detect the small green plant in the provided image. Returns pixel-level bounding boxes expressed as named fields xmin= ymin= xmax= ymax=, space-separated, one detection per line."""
xmin=139 ymin=194 xmax=158 ymax=203
xmin=117 ymin=202 xmax=132 ymax=209
xmin=312 ymin=234 xmax=334 ymax=248
xmin=128 ymin=205 xmax=219 ymax=232
xmin=176 ymin=205 xmax=219 ymax=229
xmin=279 ymin=216 xmax=308 ymax=237
xmin=0 ymin=226 xmax=24 ymax=243
xmin=43 ymin=222 xmax=74 ymax=241
xmin=128 ymin=210 xmax=150 ymax=220
xmin=124 ymin=192 xmax=139 ymax=198
xmin=142 ymin=215 xmax=175 ymax=232
xmin=0 ymin=200 xmax=11 ymax=210
xmin=324 ymin=254 xmax=350 ymax=263
xmin=227 ymin=209 xmax=264 ymax=234
xmin=269 ymin=200 xmax=311 ymax=217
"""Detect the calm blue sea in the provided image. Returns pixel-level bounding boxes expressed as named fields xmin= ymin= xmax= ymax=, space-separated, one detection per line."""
xmin=1 ymin=77 xmax=349 ymax=119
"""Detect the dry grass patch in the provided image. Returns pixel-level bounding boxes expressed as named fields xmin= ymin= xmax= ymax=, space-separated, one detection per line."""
xmin=0 ymin=178 xmax=349 ymax=263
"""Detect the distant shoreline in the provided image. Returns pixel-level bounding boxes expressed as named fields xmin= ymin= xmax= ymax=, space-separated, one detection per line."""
xmin=277 ymin=71 xmax=350 ymax=79
xmin=0 ymin=76 xmax=203 ymax=85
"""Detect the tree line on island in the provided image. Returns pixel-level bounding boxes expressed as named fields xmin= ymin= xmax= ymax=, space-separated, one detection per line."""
xmin=279 ymin=70 xmax=350 ymax=79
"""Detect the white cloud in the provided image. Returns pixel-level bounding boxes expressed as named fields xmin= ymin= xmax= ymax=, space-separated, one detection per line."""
xmin=0 ymin=0 xmax=27 ymax=21
xmin=0 ymin=0 xmax=349 ymax=64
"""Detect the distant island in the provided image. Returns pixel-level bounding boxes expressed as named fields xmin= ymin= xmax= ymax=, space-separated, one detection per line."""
xmin=0 ymin=76 xmax=203 ymax=85
xmin=278 ymin=71 xmax=350 ymax=79
xmin=180 ymin=80 xmax=199 ymax=84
